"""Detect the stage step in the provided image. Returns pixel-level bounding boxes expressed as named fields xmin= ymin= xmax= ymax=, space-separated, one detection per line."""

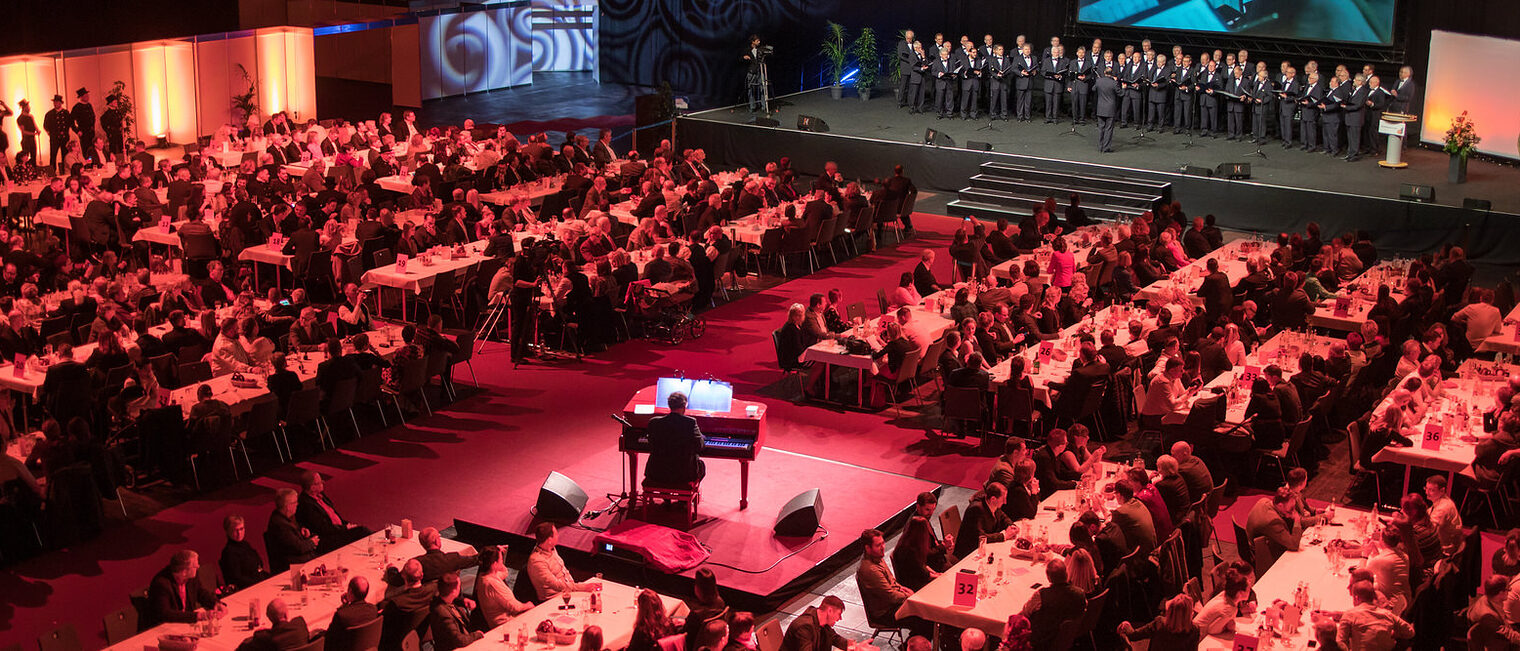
xmin=978 ymin=161 xmax=1171 ymax=203
xmin=948 ymin=190 xmax=1148 ymax=222
xmin=967 ymin=174 xmax=1157 ymax=206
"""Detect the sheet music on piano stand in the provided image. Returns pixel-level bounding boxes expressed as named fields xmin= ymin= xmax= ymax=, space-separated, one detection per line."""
xmin=655 ymin=377 xmax=734 ymax=413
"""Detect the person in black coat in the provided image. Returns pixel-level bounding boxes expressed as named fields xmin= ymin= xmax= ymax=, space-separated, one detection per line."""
xmin=779 ymin=598 xmax=849 ymax=651
xmin=219 ymin=514 xmax=269 ymax=592
xmin=912 ymin=249 xmax=941 ymax=297
xmin=265 ymin=488 xmax=319 ymax=573
xmin=1031 ymin=430 xmax=1079 ymax=500
xmin=324 ymin=577 xmax=382 ymax=651
xmin=1003 ymin=460 xmax=1040 ymax=522
xmin=953 ymin=483 xmax=1018 ymax=559
xmin=1196 ymin=257 xmax=1234 ymax=319
xmin=643 ymin=390 xmax=706 ymax=488
xmin=145 ymin=550 xmax=222 ymax=627
xmin=40 ymin=344 xmax=92 ymax=427
xmin=296 ymin=470 xmax=370 ymax=551
xmin=239 ymin=599 xmax=311 ymax=651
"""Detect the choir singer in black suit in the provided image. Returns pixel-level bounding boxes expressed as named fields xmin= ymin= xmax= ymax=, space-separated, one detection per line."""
xmin=1067 ymin=46 xmax=1091 ymax=124
xmin=897 ymin=30 xmax=916 ymax=108
xmin=644 ymin=391 xmax=706 ymax=489
xmin=1094 ymin=69 xmax=1119 ymax=154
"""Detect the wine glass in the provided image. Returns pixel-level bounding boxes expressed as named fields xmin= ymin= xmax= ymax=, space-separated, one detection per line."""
xmin=561 ymin=590 xmax=573 ymax=610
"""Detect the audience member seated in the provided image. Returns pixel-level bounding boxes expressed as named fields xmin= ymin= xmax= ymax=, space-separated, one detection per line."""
xmin=1246 ymin=488 xmax=1305 ymax=568
xmin=1119 ymin=593 xmax=1200 ymax=650
xmin=236 ymin=598 xmax=310 ymax=651
xmin=429 ymin=572 xmax=483 ymax=651
xmin=324 ymin=577 xmax=381 ymax=651
xmin=855 ymin=528 xmax=932 ymax=637
xmin=219 ymin=514 xmax=269 ymax=591
xmin=953 ymin=483 xmax=1018 ymax=559
xmin=778 ymin=595 xmax=849 ymax=651
xmin=525 ymin=522 xmax=593 ymax=600
xmin=145 ymin=550 xmax=224 ymax=627
xmin=1017 ymin=558 xmax=1086 ymax=649
xmin=265 ymin=487 xmax=319 ymax=573
xmin=296 ymin=470 xmax=371 ymax=550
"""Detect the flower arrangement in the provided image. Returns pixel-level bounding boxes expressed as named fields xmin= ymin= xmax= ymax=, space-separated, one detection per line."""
xmin=1443 ymin=111 xmax=1481 ymax=159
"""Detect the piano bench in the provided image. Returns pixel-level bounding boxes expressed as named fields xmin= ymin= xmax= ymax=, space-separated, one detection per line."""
xmin=639 ymin=484 xmax=701 ymax=529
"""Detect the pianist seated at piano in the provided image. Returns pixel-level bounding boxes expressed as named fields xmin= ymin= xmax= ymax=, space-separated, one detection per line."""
xmin=643 ymin=390 xmax=707 ymax=490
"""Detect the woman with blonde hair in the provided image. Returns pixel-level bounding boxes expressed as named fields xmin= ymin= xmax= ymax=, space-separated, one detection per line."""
xmin=1065 ymin=548 xmax=1099 ymax=596
xmin=1118 ymin=593 xmax=1200 ymax=650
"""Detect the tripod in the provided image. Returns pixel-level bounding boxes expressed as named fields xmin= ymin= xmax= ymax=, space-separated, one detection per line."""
xmin=976 ymin=117 xmax=1001 ymax=132
xmin=474 ymin=293 xmax=510 ymax=353
xmin=1061 ymin=119 xmax=1084 ymax=138
xmin=1244 ymin=142 xmax=1269 ymax=159
xmin=1179 ymin=129 xmax=1199 ymax=149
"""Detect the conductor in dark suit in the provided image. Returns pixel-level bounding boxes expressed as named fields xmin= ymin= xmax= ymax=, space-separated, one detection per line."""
xmin=146 ymin=550 xmax=223 ymax=627
xmin=778 ymin=596 xmax=850 ymax=651
xmin=644 ymin=390 xmax=707 ymax=488
xmin=1094 ymin=70 xmax=1119 ymax=153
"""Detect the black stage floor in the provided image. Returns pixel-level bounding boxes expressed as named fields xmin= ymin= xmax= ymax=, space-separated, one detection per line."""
xmin=680 ymin=88 xmax=1520 ymax=264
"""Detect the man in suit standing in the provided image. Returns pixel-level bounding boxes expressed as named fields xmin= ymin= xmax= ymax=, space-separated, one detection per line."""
xmin=243 ymin=599 xmax=311 ymax=651
xmin=44 ymin=94 xmax=71 ymax=172
xmin=1276 ymin=66 xmax=1301 ymax=148
xmin=1299 ymin=71 xmax=1325 ymax=152
xmin=1145 ymin=54 xmax=1171 ymax=131
xmin=1041 ymin=45 xmax=1068 ymax=123
xmin=644 ymin=390 xmax=706 ymax=489
xmin=1344 ymin=74 xmax=1371 ymax=162
xmin=1388 ymin=65 xmax=1419 ymax=118
xmin=1198 ymin=60 xmax=1221 ymax=137
xmin=1067 ymin=46 xmax=1091 ymax=124
xmin=1094 ymin=69 xmax=1119 ymax=154
xmin=931 ymin=50 xmax=956 ymax=119
xmin=988 ymin=45 xmax=1012 ymax=120
xmin=145 ymin=550 xmax=223 ymax=627
xmin=779 ymin=596 xmax=850 ymax=651
xmin=1119 ymin=52 xmax=1143 ymax=128
xmin=70 ymin=87 xmax=98 ymax=166
xmin=1363 ymin=75 xmax=1391 ymax=156
xmin=958 ymin=44 xmax=984 ymax=120
xmin=1171 ymin=54 xmax=1195 ymax=134
xmin=1225 ymin=65 xmax=1250 ymax=140
xmin=1320 ymin=71 xmax=1350 ymax=157
xmin=1246 ymin=489 xmax=1304 ymax=566
xmin=896 ymin=30 xmax=916 ymax=108
xmin=908 ymin=42 xmax=930 ymax=114
xmin=1249 ymin=69 xmax=1273 ymax=144
xmin=1013 ymin=44 xmax=1037 ymax=121
xmin=324 ymin=578 xmax=381 ymax=651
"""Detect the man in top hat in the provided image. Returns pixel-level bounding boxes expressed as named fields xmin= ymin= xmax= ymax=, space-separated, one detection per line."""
xmin=101 ymin=94 xmax=127 ymax=162
xmin=70 ymin=87 xmax=98 ymax=167
xmin=44 ymin=94 xmax=71 ymax=172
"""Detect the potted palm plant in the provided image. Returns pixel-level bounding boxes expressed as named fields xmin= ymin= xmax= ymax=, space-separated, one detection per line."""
xmin=853 ymin=27 xmax=878 ymax=101
xmin=821 ymin=22 xmax=848 ymax=99
xmin=1442 ymin=111 xmax=1480 ymax=184
xmin=889 ymin=29 xmax=907 ymax=103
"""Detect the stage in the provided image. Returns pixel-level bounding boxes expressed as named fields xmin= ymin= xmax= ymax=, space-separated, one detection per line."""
xmin=453 ymin=444 xmax=938 ymax=611
xmin=679 ymin=88 xmax=1520 ymax=264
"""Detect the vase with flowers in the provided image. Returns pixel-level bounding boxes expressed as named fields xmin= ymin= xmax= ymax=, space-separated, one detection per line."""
xmin=1443 ymin=111 xmax=1480 ymax=183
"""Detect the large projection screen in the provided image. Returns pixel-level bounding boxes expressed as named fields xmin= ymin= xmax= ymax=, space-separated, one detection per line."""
xmin=1423 ymin=30 xmax=1520 ymax=161
xmin=1077 ymin=0 xmax=1395 ymax=46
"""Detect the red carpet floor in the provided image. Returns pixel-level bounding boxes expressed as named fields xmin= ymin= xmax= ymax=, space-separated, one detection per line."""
xmin=2 ymin=213 xmax=988 ymax=648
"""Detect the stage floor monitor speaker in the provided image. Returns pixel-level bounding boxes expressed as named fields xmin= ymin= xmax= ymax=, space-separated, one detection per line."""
xmin=923 ymin=128 xmax=955 ymax=147
xmin=536 ymin=471 xmax=589 ymax=524
xmin=1215 ymin=163 xmax=1251 ymax=179
xmin=1400 ymin=184 xmax=1435 ymax=203
xmin=774 ymin=488 xmax=823 ymax=537
xmin=798 ymin=115 xmax=830 ymax=132
xmin=966 ymin=141 xmax=993 ymax=151
xmin=749 ymin=116 xmax=780 ymax=128
xmin=1463 ymin=198 xmax=1492 ymax=211
xmin=1183 ymin=165 xmax=1214 ymax=177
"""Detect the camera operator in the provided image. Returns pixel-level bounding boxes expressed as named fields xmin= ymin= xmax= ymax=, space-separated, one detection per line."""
xmin=744 ymin=36 xmax=773 ymax=113
xmin=509 ymin=236 xmax=552 ymax=363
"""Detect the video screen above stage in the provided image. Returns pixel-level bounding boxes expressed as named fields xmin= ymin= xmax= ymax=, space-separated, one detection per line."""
xmin=1077 ymin=0 xmax=1396 ymax=46
xmin=655 ymin=378 xmax=734 ymax=413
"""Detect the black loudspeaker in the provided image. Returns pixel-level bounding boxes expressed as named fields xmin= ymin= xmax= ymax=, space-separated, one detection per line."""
xmin=797 ymin=115 xmax=830 ymax=132
xmin=965 ymin=140 xmax=993 ymax=151
xmin=1183 ymin=165 xmax=1214 ymax=177
xmin=923 ymin=128 xmax=955 ymax=147
xmin=1214 ymin=163 xmax=1251 ymax=179
xmin=749 ymin=116 xmax=781 ymax=128
xmin=535 ymin=471 xmax=589 ymax=524
xmin=1463 ymin=198 xmax=1492 ymax=211
xmin=774 ymin=488 xmax=824 ymax=536
xmin=1399 ymin=184 xmax=1435 ymax=203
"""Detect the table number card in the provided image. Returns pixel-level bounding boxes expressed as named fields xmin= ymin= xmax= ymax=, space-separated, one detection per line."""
xmin=1333 ymin=296 xmax=1351 ymax=317
xmin=1422 ymin=423 xmax=1443 ymax=450
xmin=396 ymin=254 xmax=409 ymax=273
xmin=159 ymin=215 xmax=172 ymax=232
xmin=952 ymin=569 xmax=979 ymax=608
xmin=1037 ymin=342 xmax=1054 ymax=363
xmin=12 ymin=354 xmax=25 ymax=377
xmin=1238 ymin=365 xmax=1261 ymax=389
xmin=1231 ymin=632 xmax=1259 ymax=651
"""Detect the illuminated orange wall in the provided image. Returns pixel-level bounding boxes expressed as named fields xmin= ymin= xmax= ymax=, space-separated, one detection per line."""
xmin=1422 ymin=30 xmax=1520 ymax=160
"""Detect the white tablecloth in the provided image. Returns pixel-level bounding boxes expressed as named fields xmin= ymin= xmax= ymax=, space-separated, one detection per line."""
xmin=1306 ymin=261 xmax=1408 ymax=331
xmin=460 ymin=580 xmax=687 ymax=651
xmin=362 ymin=241 xmax=490 ymax=294
xmin=102 ymin=526 xmax=469 ymax=651
xmin=1134 ymin=240 xmax=1277 ymax=307
xmin=1367 ymin=358 xmax=1506 ymax=482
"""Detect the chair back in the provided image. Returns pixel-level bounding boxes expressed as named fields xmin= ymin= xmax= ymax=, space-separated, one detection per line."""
xmin=756 ymin=228 xmax=785 ymax=255
xmin=771 ymin=330 xmax=795 ymax=372
xmin=354 ymin=366 xmax=385 ymax=406
xmin=148 ymin=353 xmax=178 ymax=388
xmin=845 ymin=301 xmax=867 ymax=322
xmin=1251 ymin=535 xmax=1276 ymax=575
xmin=325 ymin=377 xmax=359 ymax=416
xmin=177 ymin=361 xmax=212 ymax=385
xmin=1076 ymin=588 xmax=1109 ymax=641
xmin=396 ymin=357 xmax=430 ymax=394
xmin=894 ymin=348 xmax=923 ymax=385
xmin=428 ymin=271 xmax=457 ymax=306
xmin=1346 ymin=418 xmax=1366 ymax=471
xmin=289 ymin=637 xmax=325 ymax=651
xmin=372 ymin=248 xmax=396 ymax=269
xmin=1231 ymin=517 xmax=1254 ymax=567
xmin=1154 ymin=529 xmax=1187 ymax=593
xmin=244 ymin=398 xmax=282 ymax=437
xmin=656 ymin=634 xmax=686 ymax=651
xmin=942 ymin=386 xmax=984 ymax=421
xmin=756 ymin=619 xmax=785 ymax=651
xmin=41 ymin=314 xmax=71 ymax=339
xmin=811 ymin=217 xmax=836 ymax=247
xmin=37 ymin=623 xmax=82 ymax=651
xmin=424 ymin=352 xmax=450 ymax=383
xmin=337 ymin=616 xmax=384 ymax=651
xmin=938 ymin=504 xmax=962 ymax=541
xmin=177 ymin=343 xmax=208 ymax=365
xmin=778 ymin=227 xmax=811 ymax=255
xmin=876 ymin=288 xmax=889 ymax=315
xmin=284 ymin=387 xmax=324 ymax=426
xmin=998 ymin=383 xmax=1035 ymax=423
xmin=103 ymin=606 xmax=139 ymax=645
xmin=1285 ymin=416 xmax=1312 ymax=457
xmin=104 ymin=364 xmax=135 ymax=394
xmin=917 ymin=338 xmax=947 ymax=382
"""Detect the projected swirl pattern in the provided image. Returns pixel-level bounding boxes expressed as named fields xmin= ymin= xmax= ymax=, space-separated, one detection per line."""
xmin=421 ymin=6 xmax=533 ymax=100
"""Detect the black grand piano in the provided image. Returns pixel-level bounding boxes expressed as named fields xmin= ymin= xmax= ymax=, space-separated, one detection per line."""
xmin=618 ymin=385 xmax=767 ymax=509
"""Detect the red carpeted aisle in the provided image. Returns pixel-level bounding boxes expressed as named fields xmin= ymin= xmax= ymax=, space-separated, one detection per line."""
xmin=1 ymin=213 xmax=989 ymax=648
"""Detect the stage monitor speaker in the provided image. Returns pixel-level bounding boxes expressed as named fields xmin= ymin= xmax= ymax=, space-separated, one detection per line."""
xmin=774 ymin=488 xmax=824 ymax=537
xmin=1183 ymin=165 xmax=1214 ymax=177
xmin=1214 ymin=163 xmax=1251 ymax=179
xmin=535 ymin=471 xmax=589 ymax=524
xmin=1399 ymin=184 xmax=1435 ymax=203
xmin=966 ymin=140 xmax=993 ymax=151
xmin=1463 ymin=198 xmax=1492 ymax=211
xmin=923 ymin=128 xmax=955 ymax=147
xmin=749 ymin=116 xmax=780 ymax=128
xmin=797 ymin=115 xmax=830 ymax=132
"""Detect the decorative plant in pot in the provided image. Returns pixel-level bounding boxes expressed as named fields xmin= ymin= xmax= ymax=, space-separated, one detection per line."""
xmin=231 ymin=63 xmax=259 ymax=124
xmin=1442 ymin=111 xmax=1480 ymax=184
xmin=889 ymin=29 xmax=906 ymax=101
xmin=820 ymin=21 xmax=849 ymax=100
xmin=852 ymin=27 xmax=878 ymax=101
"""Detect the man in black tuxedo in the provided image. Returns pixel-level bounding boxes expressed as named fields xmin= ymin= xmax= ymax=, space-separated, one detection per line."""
xmin=145 ymin=550 xmax=223 ymax=627
xmin=1012 ymin=44 xmax=1037 ymax=121
xmin=296 ymin=470 xmax=371 ymax=551
xmin=1319 ymin=73 xmax=1350 ymax=157
xmin=1299 ymin=71 xmax=1325 ymax=152
xmin=1120 ymin=52 xmax=1144 ymax=128
xmin=958 ymin=45 xmax=983 ymax=120
xmin=644 ymin=390 xmax=707 ymax=489
xmin=1196 ymin=257 xmax=1234 ymax=319
xmin=896 ymin=30 xmax=916 ymax=107
xmin=1249 ymin=70 xmax=1273 ymax=144
xmin=1198 ymin=60 xmax=1221 ymax=137
xmin=1343 ymin=74 xmax=1370 ymax=162
xmin=1388 ymin=65 xmax=1419 ymax=116
xmin=930 ymin=50 xmax=956 ymax=119
xmin=1363 ymin=75 xmax=1391 ymax=156
xmin=1041 ymin=45 xmax=1068 ymax=123
xmin=1171 ymin=54 xmax=1195 ymax=134
xmin=1224 ymin=65 xmax=1251 ymax=140
xmin=1094 ymin=69 xmax=1119 ymax=153
xmin=1144 ymin=54 xmax=1171 ymax=131
xmin=1067 ymin=46 xmax=1092 ymax=124
xmin=1275 ymin=67 xmax=1301 ymax=148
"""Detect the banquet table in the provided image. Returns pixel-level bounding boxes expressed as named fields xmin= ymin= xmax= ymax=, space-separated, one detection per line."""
xmin=1368 ymin=357 xmax=1508 ymax=494
xmin=1133 ymin=239 xmax=1277 ymax=307
xmin=459 ymin=580 xmax=687 ymax=651
xmin=1174 ymin=330 xmax=1341 ymax=426
xmin=1477 ymin=303 xmax=1520 ymax=356
xmin=985 ymin=303 xmax=1157 ymax=405
xmin=895 ymin=466 xmax=1121 ymax=637
xmin=480 ymin=178 xmax=565 ymax=206
xmin=989 ymin=224 xmax=1118 ymax=286
xmin=101 ymin=525 xmax=469 ymax=651
xmin=361 ymin=240 xmax=492 ymax=320
xmin=1200 ymin=506 xmax=1372 ymax=650
xmin=799 ymin=297 xmax=953 ymax=407
xmin=1306 ymin=260 xmax=1409 ymax=332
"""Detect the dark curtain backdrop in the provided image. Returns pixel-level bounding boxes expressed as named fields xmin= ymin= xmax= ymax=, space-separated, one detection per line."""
xmin=0 ymin=1 xmax=239 ymax=56
xmin=598 ymin=0 xmax=1065 ymax=105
